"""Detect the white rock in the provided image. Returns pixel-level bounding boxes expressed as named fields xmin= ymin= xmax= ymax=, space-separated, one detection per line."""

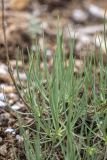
xmin=0 ymin=101 xmax=7 ymax=108
xmin=14 ymin=71 xmax=27 ymax=81
xmin=16 ymin=135 xmax=23 ymax=142
xmin=8 ymin=93 xmax=18 ymax=99
xmin=11 ymin=104 xmax=21 ymax=110
xmin=72 ymin=9 xmax=88 ymax=22
xmin=40 ymin=21 xmax=48 ymax=29
xmin=0 ymin=63 xmax=8 ymax=75
xmin=0 ymin=93 xmax=5 ymax=101
xmin=46 ymin=49 xmax=52 ymax=60
xmin=5 ymin=128 xmax=15 ymax=134
xmin=87 ymin=4 xmax=107 ymax=19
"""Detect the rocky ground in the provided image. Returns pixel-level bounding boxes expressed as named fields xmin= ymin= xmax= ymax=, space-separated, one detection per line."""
xmin=0 ymin=0 xmax=107 ymax=159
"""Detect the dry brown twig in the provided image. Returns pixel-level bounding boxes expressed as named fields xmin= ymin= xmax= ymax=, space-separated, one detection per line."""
xmin=1 ymin=0 xmax=30 ymax=109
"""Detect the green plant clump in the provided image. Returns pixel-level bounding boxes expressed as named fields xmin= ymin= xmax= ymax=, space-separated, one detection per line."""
xmin=14 ymin=29 xmax=107 ymax=160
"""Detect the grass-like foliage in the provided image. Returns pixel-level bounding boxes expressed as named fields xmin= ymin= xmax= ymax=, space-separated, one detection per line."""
xmin=14 ymin=29 xmax=107 ymax=160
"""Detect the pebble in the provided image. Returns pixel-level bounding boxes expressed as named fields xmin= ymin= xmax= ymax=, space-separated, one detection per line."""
xmin=0 ymin=93 xmax=6 ymax=101
xmin=8 ymin=93 xmax=18 ymax=100
xmin=11 ymin=103 xmax=21 ymax=110
xmin=5 ymin=128 xmax=15 ymax=134
xmin=0 ymin=85 xmax=16 ymax=93
xmin=71 ymin=9 xmax=88 ymax=23
xmin=75 ymin=59 xmax=84 ymax=70
xmin=16 ymin=135 xmax=23 ymax=142
xmin=0 ymin=63 xmax=8 ymax=75
xmin=14 ymin=71 xmax=27 ymax=81
xmin=86 ymin=4 xmax=107 ymax=19
xmin=0 ymin=144 xmax=7 ymax=156
xmin=46 ymin=49 xmax=53 ymax=61
xmin=10 ymin=60 xmax=23 ymax=68
xmin=40 ymin=21 xmax=48 ymax=30
xmin=0 ymin=101 xmax=7 ymax=108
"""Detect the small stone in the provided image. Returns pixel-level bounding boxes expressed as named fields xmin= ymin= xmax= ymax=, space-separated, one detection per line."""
xmin=0 ymin=63 xmax=8 ymax=75
xmin=10 ymin=0 xmax=30 ymax=10
xmin=8 ymin=93 xmax=18 ymax=100
xmin=16 ymin=135 xmax=23 ymax=142
xmin=14 ymin=71 xmax=27 ymax=81
xmin=40 ymin=21 xmax=48 ymax=29
xmin=5 ymin=128 xmax=15 ymax=134
xmin=0 ymin=144 xmax=7 ymax=156
xmin=0 ymin=85 xmax=16 ymax=93
xmin=0 ymin=64 xmax=11 ymax=83
xmin=72 ymin=9 xmax=88 ymax=23
xmin=0 ymin=93 xmax=5 ymax=101
xmin=11 ymin=104 xmax=21 ymax=110
xmin=75 ymin=59 xmax=84 ymax=69
xmin=86 ymin=4 xmax=107 ymax=19
xmin=46 ymin=49 xmax=52 ymax=61
xmin=10 ymin=60 xmax=23 ymax=68
xmin=0 ymin=74 xmax=11 ymax=83
xmin=0 ymin=101 xmax=7 ymax=108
